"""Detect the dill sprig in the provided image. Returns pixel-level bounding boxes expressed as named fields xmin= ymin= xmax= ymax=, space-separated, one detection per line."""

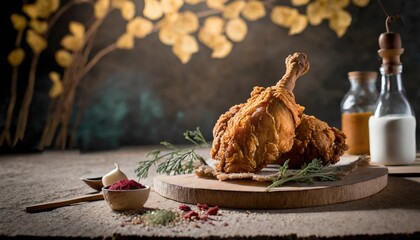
xmin=135 ymin=127 xmax=209 ymax=179
xmin=266 ymin=159 xmax=342 ymax=191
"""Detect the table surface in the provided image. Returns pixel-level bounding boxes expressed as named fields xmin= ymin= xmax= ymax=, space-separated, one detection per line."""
xmin=0 ymin=147 xmax=419 ymax=239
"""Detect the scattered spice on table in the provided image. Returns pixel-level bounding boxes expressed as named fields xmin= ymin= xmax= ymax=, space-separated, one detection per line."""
xmin=118 ymin=203 xmax=223 ymax=228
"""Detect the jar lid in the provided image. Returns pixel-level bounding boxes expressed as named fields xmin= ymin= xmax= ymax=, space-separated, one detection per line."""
xmin=348 ymin=71 xmax=378 ymax=81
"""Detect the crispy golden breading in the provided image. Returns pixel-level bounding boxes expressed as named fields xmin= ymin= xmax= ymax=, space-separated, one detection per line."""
xmin=279 ymin=114 xmax=349 ymax=168
xmin=211 ymin=53 xmax=309 ymax=173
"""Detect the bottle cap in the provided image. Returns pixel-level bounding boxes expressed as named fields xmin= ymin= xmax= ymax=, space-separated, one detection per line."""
xmin=348 ymin=71 xmax=378 ymax=81
xmin=378 ymin=32 xmax=404 ymax=74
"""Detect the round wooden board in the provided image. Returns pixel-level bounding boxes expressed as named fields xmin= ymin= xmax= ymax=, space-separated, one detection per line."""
xmin=154 ymin=158 xmax=388 ymax=209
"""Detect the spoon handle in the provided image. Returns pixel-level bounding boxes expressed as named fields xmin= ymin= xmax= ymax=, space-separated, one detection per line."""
xmin=26 ymin=193 xmax=104 ymax=213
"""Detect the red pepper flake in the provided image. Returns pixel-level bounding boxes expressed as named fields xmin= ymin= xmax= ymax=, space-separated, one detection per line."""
xmin=182 ymin=211 xmax=199 ymax=220
xmin=197 ymin=203 xmax=209 ymax=211
xmin=200 ymin=214 xmax=215 ymax=221
xmin=109 ymin=179 xmax=145 ymax=190
xmin=206 ymin=206 xmax=219 ymax=215
xmin=178 ymin=205 xmax=191 ymax=212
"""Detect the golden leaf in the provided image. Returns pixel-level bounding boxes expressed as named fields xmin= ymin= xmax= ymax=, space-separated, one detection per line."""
xmin=11 ymin=14 xmax=27 ymax=31
xmin=33 ymin=0 xmax=60 ymax=18
xmin=331 ymin=0 xmax=350 ymax=8
xmin=23 ymin=4 xmax=39 ymax=19
xmin=121 ymin=1 xmax=136 ymax=20
xmin=226 ymin=18 xmax=247 ymax=42
xmin=127 ymin=17 xmax=154 ymax=38
xmin=69 ymin=21 xmax=85 ymax=39
xmin=271 ymin=6 xmax=299 ymax=27
xmin=7 ymin=48 xmax=25 ymax=67
xmin=172 ymin=34 xmax=199 ymax=63
xmin=144 ymin=0 xmax=163 ymax=20
xmin=319 ymin=0 xmax=350 ymax=20
xmin=42 ymin=0 xmax=60 ymax=13
xmin=352 ymin=0 xmax=369 ymax=7
xmin=116 ymin=33 xmax=134 ymax=49
xmin=159 ymin=27 xmax=179 ymax=45
xmin=203 ymin=16 xmax=225 ymax=35
xmin=51 ymin=0 xmax=60 ymax=11
xmin=111 ymin=0 xmax=127 ymax=9
xmin=307 ymin=0 xmax=333 ymax=26
xmin=175 ymin=34 xmax=199 ymax=53
xmin=242 ymin=1 xmax=266 ymax=21
xmin=198 ymin=29 xmax=214 ymax=48
xmin=185 ymin=0 xmax=204 ymax=5
xmin=291 ymin=0 xmax=310 ymax=6
xmin=161 ymin=0 xmax=184 ymax=14
xmin=329 ymin=9 xmax=351 ymax=37
xmin=172 ymin=46 xmax=192 ymax=64
xmin=289 ymin=14 xmax=308 ymax=35
xmin=94 ymin=0 xmax=110 ymax=19
xmin=175 ymin=11 xmax=199 ymax=33
xmin=158 ymin=12 xmax=179 ymax=29
xmin=49 ymin=72 xmax=63 ymax=98
xmin=61 ymin=35 xmax=84 ymax=51
xmin=29 ymin=19 xmax=48 ymax=34
xmin=55 ymin=49 xmax=73 ymax=68
xmin=206 ymin=0 xmax=227 ymax=10
xmin=49 ymin=71 xmax=60 ymax=82
xmin=223 ymin=1 xmax=245 ymax=19
xmin=211 ymin=35 xmax=233 ymax=58
xmin=26 ymin=30 xmax=47 ymax=54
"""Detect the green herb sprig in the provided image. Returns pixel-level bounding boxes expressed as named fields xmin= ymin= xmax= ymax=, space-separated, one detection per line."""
xmin=266 ymin=159 xmax=342 ymax=191
xmin=135 ymin=127 xmax=209 ymax=179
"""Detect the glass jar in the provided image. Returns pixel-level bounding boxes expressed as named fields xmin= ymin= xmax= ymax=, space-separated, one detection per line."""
xmin=341 ymin=71 xmax=378 ymax=155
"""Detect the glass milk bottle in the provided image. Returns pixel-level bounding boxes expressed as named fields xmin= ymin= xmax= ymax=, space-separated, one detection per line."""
xmin=341 ymin=71 xmax=378 ymax=155
xmin=369 ymin=32 xmax=416 ymax=165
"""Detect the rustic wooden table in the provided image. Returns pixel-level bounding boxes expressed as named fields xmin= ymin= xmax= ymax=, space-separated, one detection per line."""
xmin=0 ymin=147 xmax=419 ymax=239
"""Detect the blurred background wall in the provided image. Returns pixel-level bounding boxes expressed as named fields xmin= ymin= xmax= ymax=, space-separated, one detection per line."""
xmin=0 ymin=0 xmax=419 ymax=152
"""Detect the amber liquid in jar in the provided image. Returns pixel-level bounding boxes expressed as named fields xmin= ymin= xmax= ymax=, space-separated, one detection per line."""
xmin=341 ymin=112 xmax=372 ymax=155
xmin=341 ymin=71 xmax=378 ymax=155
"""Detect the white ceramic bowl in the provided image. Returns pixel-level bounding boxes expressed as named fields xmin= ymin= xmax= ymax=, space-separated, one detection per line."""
xmin=102 ymin=185 xmax=150 ymax=211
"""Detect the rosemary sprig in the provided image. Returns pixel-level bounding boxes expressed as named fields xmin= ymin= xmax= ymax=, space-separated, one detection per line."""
xmin=135 ymin=127 xmax=209 ymax=179
xmin=266 ymin=159 xmax=342 ymax=191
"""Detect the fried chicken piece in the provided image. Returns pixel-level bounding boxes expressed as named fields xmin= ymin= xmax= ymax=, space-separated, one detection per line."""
xmin=278 ymin=114 xmax=349 ymax=168
xmin=211 ymin=53 xmax=310 ymax=173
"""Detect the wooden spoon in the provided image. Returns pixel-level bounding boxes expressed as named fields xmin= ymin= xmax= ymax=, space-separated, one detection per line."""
xmin=26 ymin=193 xmax=104 ymax=213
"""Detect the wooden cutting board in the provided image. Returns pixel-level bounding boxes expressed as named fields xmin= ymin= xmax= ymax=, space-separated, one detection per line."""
xmin=154 ymin=156 xmax=388 ymax=209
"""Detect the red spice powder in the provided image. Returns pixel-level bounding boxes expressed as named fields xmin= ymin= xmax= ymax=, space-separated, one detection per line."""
xmin=182 ymin=211 xmax=199 ymax=220
xmin=179 ymin=205 xmax=191 ymax=212
xmin=206 ymin=206 xmax=219 ymax=215
xmin=197 ymin=203 xmax=209 ymax=210
xmin=109 ymin=179 xmax=145 ymax=190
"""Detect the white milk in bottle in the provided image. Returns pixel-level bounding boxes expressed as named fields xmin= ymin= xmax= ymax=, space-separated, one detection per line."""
xmin=369 ymin=115 xmax=416 ymax=165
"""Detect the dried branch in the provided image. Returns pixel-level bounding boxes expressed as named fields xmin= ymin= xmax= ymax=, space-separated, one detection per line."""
xmin=1 ymin=27 xmax=25 ymax=146
xmin=13 ymin=54 xmax=39 ymax=146
xmin=48 ymin=0 xmax=92 ymax=32
xmin=79 ymin=43 xmax=117 ymax=80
